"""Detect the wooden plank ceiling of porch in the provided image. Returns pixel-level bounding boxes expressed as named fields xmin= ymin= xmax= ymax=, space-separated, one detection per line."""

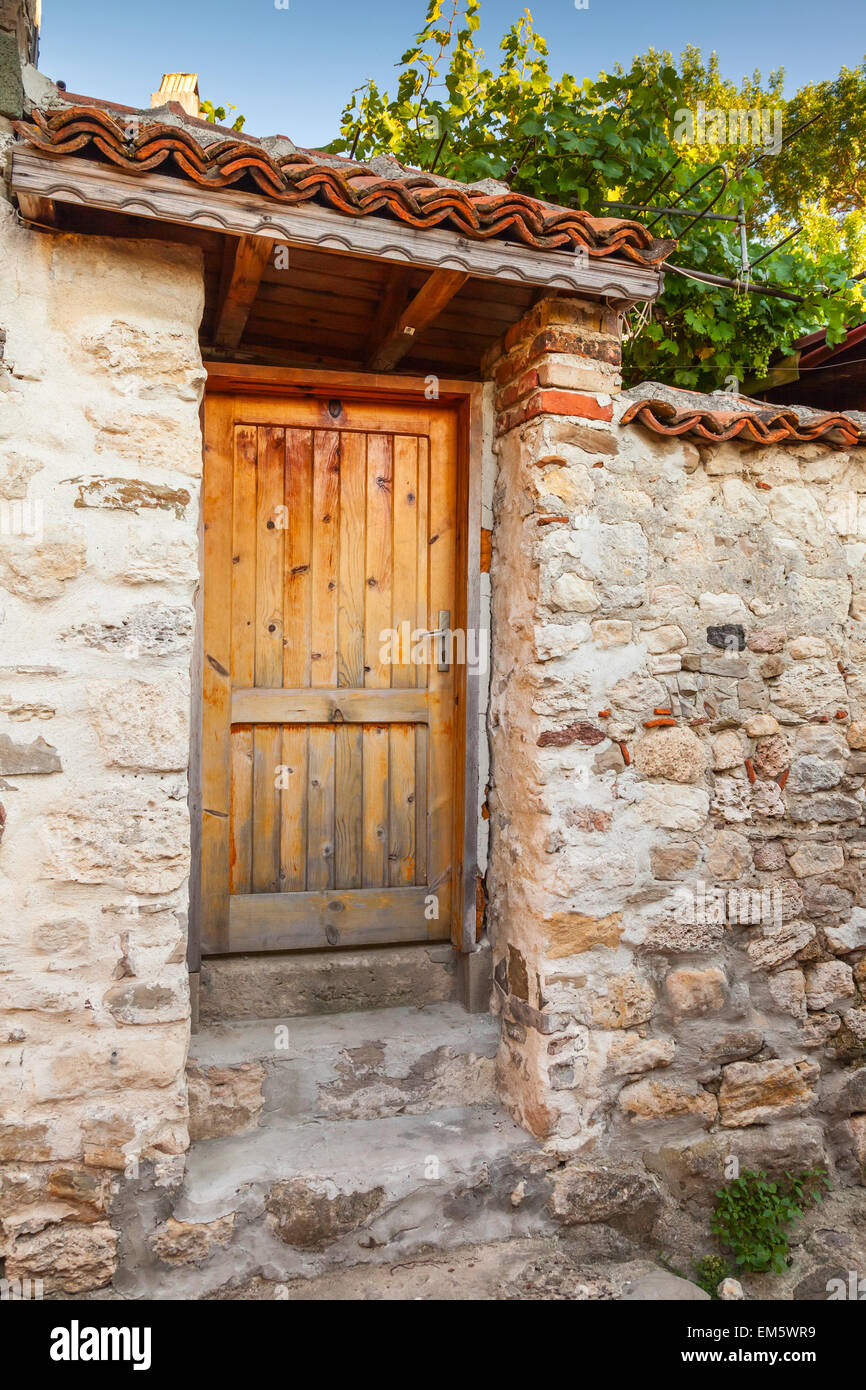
xmin=52 ymin=202 xmax=537 ymax=378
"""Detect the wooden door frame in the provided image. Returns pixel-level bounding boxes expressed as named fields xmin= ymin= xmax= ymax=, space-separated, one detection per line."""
xmin=189 ymin=362 xmax=484 ymax=975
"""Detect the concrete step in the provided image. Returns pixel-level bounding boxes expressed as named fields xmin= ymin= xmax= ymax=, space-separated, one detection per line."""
xmin=118 ymin=1103 xmax=550 ymax=1298
xmin=199 ymin=942 xmax=460 ymax=1022
xmin=189 ymin=1002 xmax=500 ymax=1128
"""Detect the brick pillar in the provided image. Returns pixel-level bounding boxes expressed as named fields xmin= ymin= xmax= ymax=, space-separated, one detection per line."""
xmin=484 ymin=294 xmax=626 ymax=1149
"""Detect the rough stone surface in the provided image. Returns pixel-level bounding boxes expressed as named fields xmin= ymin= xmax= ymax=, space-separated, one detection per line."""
xmin=266 ymin=1180 xmax=385 ymax=1250
xmin=487 ymin=307 xmax=866 ymax=1167
xmin=804 ymin=961 xmax=856 ymax=1010
xmin=664 ymin=968 xmax=727 ymax=1021
xmin=549 ymin=1163 xmax=661 ymax=1225
xmin=634 ymin=726 xmax=707 ymax=783
xmin=151 ymin=1215 xmax=235 ymax=1265
xmin=719 ymin=1060 xmax=819 ymax=1127
xmin=187 ymin=1063 xmax=266 ymax=1140
xmin=4 ymin=1221 xmax=118 ymax=1293
xmin=0 ymin=194 xmax=203 ymax=1257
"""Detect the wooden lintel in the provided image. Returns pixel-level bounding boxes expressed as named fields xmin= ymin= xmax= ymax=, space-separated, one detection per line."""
xmin=214 ymin=234 xmax=275 ymax=349
xmin=16 ymin=191 xmax=57 ymax=227
xmin=369 ymin=269 xmax=469 ymax=371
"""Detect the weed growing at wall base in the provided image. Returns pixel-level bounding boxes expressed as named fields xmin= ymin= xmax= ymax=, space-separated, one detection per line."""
xmin=711 ymin=1168 xmax=831 ymax=1274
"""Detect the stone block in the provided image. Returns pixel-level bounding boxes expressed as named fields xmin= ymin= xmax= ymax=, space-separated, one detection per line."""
xmin=719 ymin=1059 xmax=819 ymax=1127
xmin=187 ymin=1061 xmax=265 ymax=1140
xmin=5 ymin=1221 xmax=118 ymax=1294
xmin=549 ymin=1163 xmax=662 ymax=1225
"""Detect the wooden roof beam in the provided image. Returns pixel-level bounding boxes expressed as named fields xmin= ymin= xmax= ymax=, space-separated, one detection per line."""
xmin=9 ymin=152 xmax=665 ymax=303
xmin=369 ymin=268 xmax=468 ymax=371
xmin=16 ymin=192 xmax=57 ymax=227
xmin=214 ymin=234 xmax=275 ymax=349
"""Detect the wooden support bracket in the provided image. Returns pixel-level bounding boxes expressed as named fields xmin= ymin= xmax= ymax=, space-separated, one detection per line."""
xmin=369 ymin=268 xmax=469 ymax=372
xmin=215 ymin=233 xmax=275 ymax=349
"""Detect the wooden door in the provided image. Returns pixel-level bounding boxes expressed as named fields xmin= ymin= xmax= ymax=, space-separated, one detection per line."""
xmin=200 ymin=394 xmax=461 ymax=954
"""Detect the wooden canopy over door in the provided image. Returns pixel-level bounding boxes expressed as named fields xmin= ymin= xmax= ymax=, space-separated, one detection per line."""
xmin=201 ymin=392 xmax=463 ymax=955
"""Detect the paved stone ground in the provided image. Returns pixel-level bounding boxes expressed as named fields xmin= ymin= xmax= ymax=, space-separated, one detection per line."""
xmin=206 ymin=1186 xmax=866 ymax=1301
xmin=207 ymin=1240 xmax=697 ymax=1301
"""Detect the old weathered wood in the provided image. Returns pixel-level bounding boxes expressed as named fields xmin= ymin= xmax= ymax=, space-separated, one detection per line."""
xmin=335 ymin=431 xmax=366 ymax=888
xmin=280 ymin=428 xmax=313 ymax=891
xmin=251 ymin=427 xmax=285 ymax=893
xmin=215 ymin=234 xmax=275 ymax=349
xmin=228 ymin=424 xmax=257 ymax=894
xmin=12 ymin=152 xmax=664 ymax=302
xmin=414 ymin=435 xmax=430 ymax=886
xmin=306 ymin=431 xmax=340 ymax=891
xmin=457 ymin=387 xmax=485 ymax=952
xmin=226 ymin=885 xmax=449 ymax=952
xmin=389 ymin=435 xmax=419 ymax=884
xmin=16 ymin=191 xmax=57 ymax=226
xmin=200 ymin=394 xmax=235 ymax=954
xmin=366 ymin=265 xmax=413 ymax=368
xmin=205 ymin=360 xmax=480 ymax=402
xmin=201 ymin=384 xmax=468 ymax=953
xmin=231 ymin=687 xmax=431 ymax=723
xmin=369 ymin=270 xmax=469 ymax=371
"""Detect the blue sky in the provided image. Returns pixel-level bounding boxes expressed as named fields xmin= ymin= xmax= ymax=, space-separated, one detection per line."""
xmin=40 ymin=0 xmax=864 ymax=147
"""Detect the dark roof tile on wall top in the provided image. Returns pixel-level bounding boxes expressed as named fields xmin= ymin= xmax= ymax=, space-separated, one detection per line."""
xmin=621 ymin=382 xmax=866 ymax=448
xmin=14 ymin=105 xmax=675 ymax=267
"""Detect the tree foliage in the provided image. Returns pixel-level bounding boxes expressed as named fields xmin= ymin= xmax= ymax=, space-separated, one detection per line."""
xmin=327 ymin=0 xmax=866 ymax=389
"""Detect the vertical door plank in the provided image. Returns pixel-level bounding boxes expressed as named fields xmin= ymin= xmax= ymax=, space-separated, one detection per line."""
xmin=252 ymin=426 xmax=285 ymax=893
xmin=389 ymin=436 xmax=418 ymax=885
xmin=414 ymin=435 xmax=430 ymax=885
xmin=364 ymin=434 xmax=393 ymax=690
xmin=281 ymin=428 xmax=314 ymax=890
xmin=335 ymin=432 xmax=366 ymax=889
xmin=201 ymin=396 xmax=235 ymax=952
xmin=307 ymin=431 xmax=340 ymax=889
xmin=362 ymin=724 xmax=389 ymax=887
xmin=229 ymin=424 xmax=257 ymax=895
xmin=362 ymin=434 xmax=393 ymax=887
xmin=426 ymin=412 xmax=458 ymax=929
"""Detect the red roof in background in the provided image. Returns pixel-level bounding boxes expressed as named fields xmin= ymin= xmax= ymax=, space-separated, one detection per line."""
xmin=621 ymin=383 xmax=866 ymax=448
xmin=14 ymin=104 xmax=675 ymax=267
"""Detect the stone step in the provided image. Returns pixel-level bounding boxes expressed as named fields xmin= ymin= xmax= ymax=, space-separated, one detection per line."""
xmin=189 ymin=1002 xmax=500 ymax=1130
xmin=199 ymin=942 xmax=460 ymax=1022
xmin=124 ymin=1103 xmax=550 ymax=1298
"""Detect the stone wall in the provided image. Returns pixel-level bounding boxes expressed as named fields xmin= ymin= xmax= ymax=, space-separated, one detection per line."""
xmin=485 ymin=297 xmax=866 ymax=1201
xmin=0 ymin=0 xmax=39 ymax=118
xmin=0 ymin=128 xmax=204 ymax=1289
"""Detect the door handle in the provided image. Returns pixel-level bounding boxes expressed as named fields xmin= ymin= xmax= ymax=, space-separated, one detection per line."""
xmin=436 ymin=609 xmax=450 ymax=673
xmin=417 ymin=610 xmax=451 ymax=671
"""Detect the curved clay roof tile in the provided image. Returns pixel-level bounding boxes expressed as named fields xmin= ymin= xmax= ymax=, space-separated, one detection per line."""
xmin=14 ymin=105 xmax=675 ymax=265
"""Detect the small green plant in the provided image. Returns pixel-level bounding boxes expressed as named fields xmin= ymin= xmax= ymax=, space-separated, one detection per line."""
xmin=693 ymin=1254 xmax=732 ymax=1299
xmin=711 ymin=1167 xmax=832 ymax=1274
xmin=200 ymin=100 xmax=245 ymax=133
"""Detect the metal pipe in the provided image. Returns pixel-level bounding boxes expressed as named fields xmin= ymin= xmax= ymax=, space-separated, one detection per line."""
xmin=664 ymin=261 xmax=806 ymax=303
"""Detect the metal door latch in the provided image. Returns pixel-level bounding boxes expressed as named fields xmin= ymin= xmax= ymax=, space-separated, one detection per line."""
xmin=418 ymin=610 xmax=451 ymax=672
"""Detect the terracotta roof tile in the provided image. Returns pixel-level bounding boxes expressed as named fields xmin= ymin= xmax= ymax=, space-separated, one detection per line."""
xmin=14 ymin=105 xmax=675 ymax=267
xmin=620 ymin=382 xmax=866 ymax=448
